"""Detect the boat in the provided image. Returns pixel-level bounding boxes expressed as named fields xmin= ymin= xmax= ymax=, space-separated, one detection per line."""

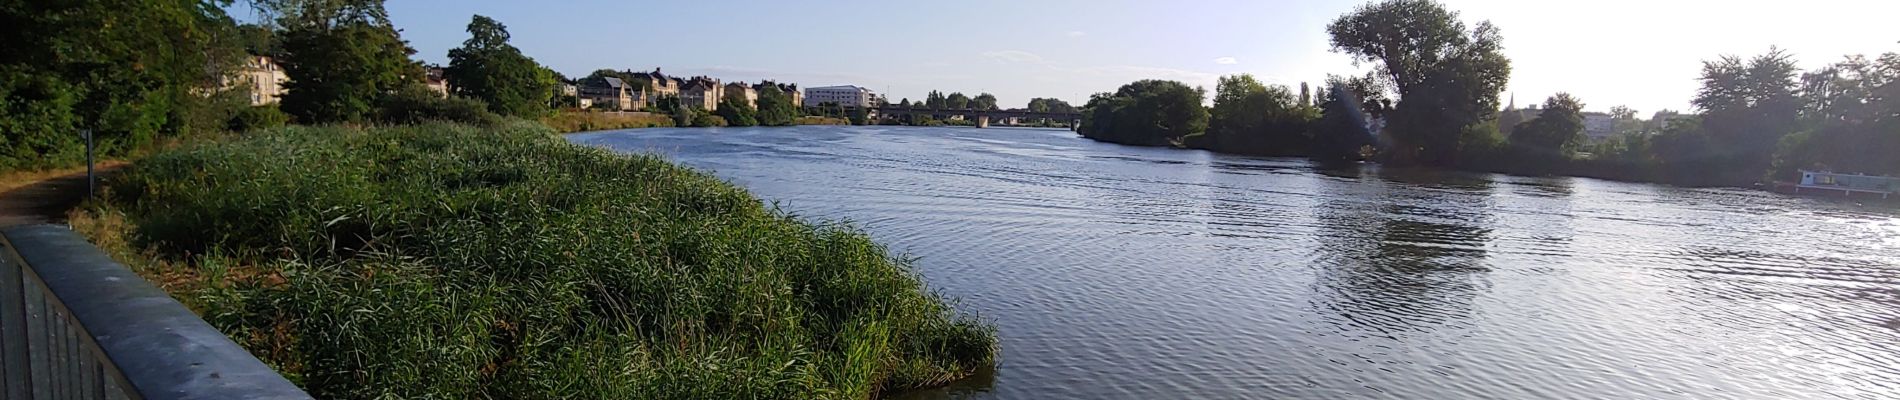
xmin=1779 ymin=170 xmax=1900 ymax=200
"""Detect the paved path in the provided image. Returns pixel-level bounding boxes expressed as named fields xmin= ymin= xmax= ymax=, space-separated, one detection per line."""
xmin=0 ymin=164 xmax=124 ymax=227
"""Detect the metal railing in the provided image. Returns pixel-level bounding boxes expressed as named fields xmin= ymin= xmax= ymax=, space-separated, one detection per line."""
xmin=0 ymin=224 xmax=310 ymax=400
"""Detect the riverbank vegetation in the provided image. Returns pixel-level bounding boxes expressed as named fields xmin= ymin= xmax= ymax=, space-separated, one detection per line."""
xmin=1076 ymin=0 xmax=1899 ymax=187
xmin=75 ymin=122 xmax=996 ymax=398
xmin=540 ymin=111 xmax=676 ymax=133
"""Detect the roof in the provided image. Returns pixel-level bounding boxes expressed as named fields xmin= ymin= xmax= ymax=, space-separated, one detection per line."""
xmin=601 ymin=77 xmax=627 ymax=88
xmin=808 ymin=85 xmax=871 ymax=92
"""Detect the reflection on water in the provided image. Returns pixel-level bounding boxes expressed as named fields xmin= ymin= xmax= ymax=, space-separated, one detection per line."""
xmin=570 ymin=126 xmax=1900 ymax=399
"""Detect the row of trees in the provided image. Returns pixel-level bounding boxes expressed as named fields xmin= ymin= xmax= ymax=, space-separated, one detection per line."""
xmin=1080 ymin=0 xmax=1896 ymax=187
xmin=1 ymin=0 xmax=254 ymax=169
xmin=897 ymin=91 xmax=999 ymax=110
xmin=0 ymin=0 xmax=571 ymax=171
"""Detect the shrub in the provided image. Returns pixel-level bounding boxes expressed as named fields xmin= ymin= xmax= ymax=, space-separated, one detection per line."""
xmin=690 ymin=113 xmax=727 ymax=127
xmin=228 ymin=105 xmax=290 ymax=132
xmin=108 ymin=123 xmax=996 ymax=398
xmin=374 ymin=85 xmax=503 ymax=126
xmin=539 ymin=111 xmax=675 ymax=133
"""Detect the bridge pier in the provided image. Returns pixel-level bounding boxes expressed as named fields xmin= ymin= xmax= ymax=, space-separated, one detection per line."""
xmin=976 ymin=115 xmax=990 ymax=128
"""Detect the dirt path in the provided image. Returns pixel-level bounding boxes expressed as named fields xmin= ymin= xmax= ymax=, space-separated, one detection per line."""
xmin=0 ymin=162 xmax=126 ymax=227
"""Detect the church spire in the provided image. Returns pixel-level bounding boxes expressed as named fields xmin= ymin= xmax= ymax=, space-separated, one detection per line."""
xmin=1506 ymin=92 xmax=1515 ymax=111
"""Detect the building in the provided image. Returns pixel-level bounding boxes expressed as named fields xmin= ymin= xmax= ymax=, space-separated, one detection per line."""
xmin=723 ymin=82 xmax=757 ymax=108
xmin=578 ymin=76 xmax=635 ymax=111
xmin=626 ymin=68 xmax=681 ymax=109
xmin=233 ymin=55 xmax=287 ymax=106
xmin=804 ymin=85 xmax=882 ymax=108
xmin=425 ymin=67 xmax=451 ymax=97
xmin=1582 ymin=112 xmax=1616 ymax=142
xmin=755 ymin=81 xmax=801 ymax=107
xmin=678 ymin=76 xmax=723 ymax=110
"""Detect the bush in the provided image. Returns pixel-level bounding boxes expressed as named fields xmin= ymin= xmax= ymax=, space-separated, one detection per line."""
xmin=374 ymin=85 xmax=503 ymax=126
xmin=690 ymin=113 xmax=727 ymax=127
xmin=106 ymin=123 xmax=995 ymax=398
xmin=793 ymin=116 xmax=849 ymax=125
xmin=228 ymin=105 xmax=290 ymax=132
xmin=539 ymin=111 xmax=675 ymax=133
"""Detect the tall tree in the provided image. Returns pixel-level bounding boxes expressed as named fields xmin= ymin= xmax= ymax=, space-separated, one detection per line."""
xmin=1311 ymin=82 xmax=1379 ymax=164
xmin=1200 ymin=74 xmax=1313 ymax=155
xmin=445 ymin=15 xmax=555 ymax=117
xmin=925 ymin=90 xmax=946 ymax=109
xmin=1327 ymin=0 xmax=1511 ymax=166
xmin=0 ymin=0 xmax=244 ymax=169
xmin=1508 ymin=93 xmax=1586 ymax=162
xmin=1692 ymin=48 xmax=1801 ymax=183
xmin=973 ymin=93 xmax=998 ymax=110
xmin=946 ymin=92 xmax=971 ymax=109
xmin=272 ymin=0 xmax=422 ymax=123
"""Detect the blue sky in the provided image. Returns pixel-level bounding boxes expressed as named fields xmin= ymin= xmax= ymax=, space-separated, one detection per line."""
xmin=235 ymin=0 xmax=1898 ymax=115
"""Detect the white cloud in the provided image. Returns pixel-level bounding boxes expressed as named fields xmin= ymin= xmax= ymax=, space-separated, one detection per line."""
xmin=1213 ymin=57 xmax=1238 ymax=65
xmin=1065 ymin=31 xmax=1087 ymax=38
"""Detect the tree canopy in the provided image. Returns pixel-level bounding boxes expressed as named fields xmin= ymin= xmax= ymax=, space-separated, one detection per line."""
xmin=1327 ymin=0 xmax=1511 ymax=166
xmin=1078 ymin=80 xmax=1208 ymax=146
xmin=1508 ymin=93 xmax=1586 ymax=164
xmin=755 ymin=84 xmax=798 ymax=126
xmin=445 ymin=15 xmax=556 ymax=117
xmin=1191 ymin=74 xmax=1317 ymax=156
xmin=274 ymin=0 xmax=423 ymax=123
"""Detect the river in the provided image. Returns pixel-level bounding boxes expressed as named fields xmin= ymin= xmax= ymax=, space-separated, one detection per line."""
xmin=567 ymin=125 xmax=1900 ymax=399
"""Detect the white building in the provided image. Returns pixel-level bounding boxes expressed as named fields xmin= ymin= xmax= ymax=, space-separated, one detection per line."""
xmin=804 ymin=85 xmax=883 ymax=108
xmin=1582 ymin=112 xmax=1615 ymax=142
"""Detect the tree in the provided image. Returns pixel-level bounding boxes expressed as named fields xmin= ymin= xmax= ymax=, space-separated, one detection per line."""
xmin=927 ymin=91 xmax=949 ymax=109
xmin=717 ymin=91 xmax=758 ymax=127
xmin=1197 ymin=74 xmax=1314 ymax=155
xmin=445 ymin=15 xmax=556 ymax=117
xmin=755 ymin=85 xmax=797 ymax=126
xmin=946 ymin=92 xmax=971 ymax=109
xmin=0 ymin=0 xmax=245 ymax=169
xmin=1508 ymin=93 xmax=1586 ymax=163
xmin=1311 ymin=81 xmax=1379 ymax=163
xmin=1327 ymin=0 xmax=1511 ymax=166
xmin=1774 ymin=51 xmax=1900 ymax=178
xmin=274 ymin=0 xmax=423 ymax=123
xmin=1691 ymin=48 xmax=1801 ymax=183
xmin=973 ymin=93 xmax=998 ymax=110
xmin=1078 ymin=80 xmax=1208 ymax=146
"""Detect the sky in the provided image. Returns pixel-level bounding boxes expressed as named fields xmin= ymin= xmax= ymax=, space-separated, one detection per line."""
xmin=234 ymin=0 xmax=1898 ymax=115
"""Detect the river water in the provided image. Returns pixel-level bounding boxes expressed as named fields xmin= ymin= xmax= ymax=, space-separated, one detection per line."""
xmin=568 ymin=126 xmax=1900 ymax=399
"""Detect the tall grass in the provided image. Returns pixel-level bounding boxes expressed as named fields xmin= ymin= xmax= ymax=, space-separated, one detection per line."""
xmin=100 ymin=121 xmax=995 ymax=398
xmin=541 ymin=111 xmax=676 ymax=133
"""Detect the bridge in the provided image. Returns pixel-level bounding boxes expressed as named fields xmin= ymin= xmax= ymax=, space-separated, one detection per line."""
xmin=866 ymin=106 xmax=1082 ymax=128
xmin=0 ymin=225 xmax=311 ymax=399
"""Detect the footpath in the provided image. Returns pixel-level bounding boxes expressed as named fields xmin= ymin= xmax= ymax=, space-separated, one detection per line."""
xmin=0 ymin=163 xmax=125 ymax=227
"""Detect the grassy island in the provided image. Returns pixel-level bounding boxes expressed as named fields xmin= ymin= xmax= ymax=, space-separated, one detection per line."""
xmin=73 ymin=122 xmax=995 ymax=399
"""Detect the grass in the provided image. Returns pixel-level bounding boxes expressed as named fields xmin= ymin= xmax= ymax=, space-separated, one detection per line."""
xmin=541 ymin=110 xmax=677 ymax=133
xmin=73 ymin=121 xmax=996 ymax=399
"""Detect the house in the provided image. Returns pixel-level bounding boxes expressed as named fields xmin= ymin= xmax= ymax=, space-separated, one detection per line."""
xmin=678 ymin=76 xmax=723 ymax=110
xmin=233 ymin=55 xmax=288 ymax=105
xmin=724 ymin=82 xmax=757 ymax=108
xmin=626 ymin=68 xmax=681 ymax=109
xmin=578 ymin=76 xmax=634 ymax=111
xmin=805 ymin=85 xmax=881 ymax=108
xmin=755 ymin=81 xmax=801 ymax=107
xmin=425 ymin=67 xmax=450 ymax=97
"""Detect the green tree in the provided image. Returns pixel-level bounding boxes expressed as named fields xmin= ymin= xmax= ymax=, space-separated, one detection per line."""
xmin=0 ymin=0 xmax=245 ymax=169
xmin=273 ymin=0 xmax=423 ymax=123
xmin=1311 ymin=80 xmax=1379 ymax=163
xmin=1508 ymin=93 xmax=1586 ymax=164
xmin=1774 ymin=51 xmax=1900 ymax=178
xmin=754 ymin=85 xmax=798 ymax=126
xmin=1327 ymin=0 xmax=1511 ymax=166
xmin=973 ymin=93 xmax=998 ymax=110
xmin=925 ymin=90 xmax=947 ymax=108
xmin=717 ymin=91 xmax=758 ymax=127
xmin=946 ymin=92 xmax=971 ymax=109
xmin=1196 ymin=74 xmax=1314 ymax=155
xmin=1692 ymin=48 xmax=1801 ymax=183
xmin=445 ymin=15 xmax=556 ymax=117
xmin=1078 ymin=80 xmax=1208 ymax=146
